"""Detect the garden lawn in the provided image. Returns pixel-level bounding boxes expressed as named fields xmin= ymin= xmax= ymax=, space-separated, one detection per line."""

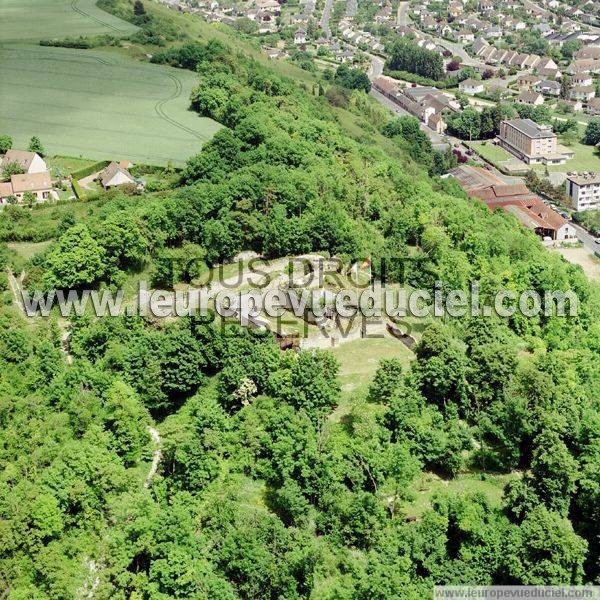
xmin=0 ymin=44 xmax=221 ymax=166
xmin=546 ymin=138 xmax=600 ymax=173
xmin=467 ymin=141 xmax=513 ymax=166
xmin=0 ymin=0 xmax=137 ymax=42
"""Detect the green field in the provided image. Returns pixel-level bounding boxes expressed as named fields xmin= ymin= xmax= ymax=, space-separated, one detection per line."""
xmin=0 ymin=44 xmax=222 ymax=165
xmin=0 ymin=0 xmax=138 ymax=42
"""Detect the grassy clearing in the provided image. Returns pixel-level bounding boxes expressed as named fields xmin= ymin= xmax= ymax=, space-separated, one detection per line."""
xmin=0 ymin=44 xmax=221 ymax=165
xmin=0 ymin=0 xmax=137 ymax=42
xmin=401 ymin=470 xmax=521 ymax=519
xmin=331 ymin=336 xmax=414 ymax=396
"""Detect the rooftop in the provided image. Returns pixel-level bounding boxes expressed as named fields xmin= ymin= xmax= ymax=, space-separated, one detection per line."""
xmin=567 ymin=173 xmax=600 ymax=186
xmin=503 ymin=118 xmax=555 ymax=139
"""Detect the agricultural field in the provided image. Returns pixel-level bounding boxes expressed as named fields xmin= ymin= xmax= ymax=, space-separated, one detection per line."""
xmin=0 ymin=44 xmax=222 ymax=166
xmin=0 ymin=0 xmax=137 ymax=42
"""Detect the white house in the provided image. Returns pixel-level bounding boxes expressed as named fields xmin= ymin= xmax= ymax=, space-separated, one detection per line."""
xmin=1 ymin=150 xmax=47 ymax=174
xmin=517 ymin=91 xmax=545 ymax=106
xmin=570 ymin=86 xmax=596 ymax=102
xmin=99 ymin=162 xmax=137 ymax=189
xmin=459 ymin=78 xmax=484 ymax=95
xmin=535 ymin=80 xmax=560 ymax=96
xmin=293 ymin=28 xmax=307 ymax=44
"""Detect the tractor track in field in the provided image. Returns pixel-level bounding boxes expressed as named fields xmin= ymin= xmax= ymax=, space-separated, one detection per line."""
xmin=154 ymin=73 xmax=208 ymax=140
xmin=70 ymin=0 xmax=128 ymax=33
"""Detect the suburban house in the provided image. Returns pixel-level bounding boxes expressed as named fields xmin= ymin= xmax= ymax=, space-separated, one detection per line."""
xmin=0 ymin=172 xmax=53 ymax=204
xmin=571 ymin=73 xmax=593 ymax=86
xmin=565 ymin=173 xmax=600 ymax=212
xmin=516 ymin=91 xmax=545 ymax=105
xmin=293 ymin=28 xmax=307 ymax=44
xmin=456 ymin=29 xmax=475 ymax=43
xmin=570 ymin=86 xmax=596 ymax=102
xmin=98 ymin=162 xmax=137 ymax=189
xmin=498 ymin=119 xmax=572 ymax=165
xmin=1 ymin=150 xmax=47 ymax=174
xmin=459 ymin=78 xmax=484 ymax=95
xmin=535 ymin=80 xmax=560 ymax=96
xmin=518 ymin=74 xmax=541 ymax=90
xmin=586 ymin=97 xmax=600 ymax=116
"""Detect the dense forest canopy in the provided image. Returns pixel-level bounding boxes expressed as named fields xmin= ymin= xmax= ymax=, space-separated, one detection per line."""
xmin=0 ymin=10 xmax=599 ymax=599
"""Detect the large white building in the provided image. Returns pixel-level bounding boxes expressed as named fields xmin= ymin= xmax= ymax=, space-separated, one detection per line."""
xmin=565 ymin=173 xmax=600 ymax=212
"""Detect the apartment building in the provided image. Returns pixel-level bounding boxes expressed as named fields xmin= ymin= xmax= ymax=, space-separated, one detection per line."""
xmin=565 ymin=173 xmax=600 ymax=212
xmin=498 ymin=119 xmax=571 ymax=165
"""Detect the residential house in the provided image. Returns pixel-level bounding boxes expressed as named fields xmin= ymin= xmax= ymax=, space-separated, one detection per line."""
xmin=99 ymin=162 xmax=137 ymax=189
xmin=293 ymin=28 xmax=307 ymax=44
xmin=535 ymin=23 xmax=554 ymax=37
xmin=586 ymin=97 xmax=600 ymax=116
xmin=336 ymin=51 xmax=355 ymax=63
xmin=484 ymin=26 xmax=503 ymax=39
xmin=561 ymin=99 xmax=583 ymax=113
xmin=565 ymin=173 xmax=600 ymax=212
xmin=570 ymin=86 xmax=596 ymax=102
xmin=568 ymin=59 xmax=600 ymax=75
xmin=518 ymin=74 xmax=542 ymax=89
xmin=0 ymin=172 xmax=53 ymax=204
xmin=1 ymin=150 xmax=47 ymax=174
xmin=456 ymin=29 xmax=474 ymax=43
xmin=517 ymin=91 xmax=545 ymax=105
xmin=536 ymin=57 xmax=558 ymax=71
xmin=459 ymin=78 xmax=485 ymax=95
xmin=535 ymin=79 xmax=560 ymax=96
xmin=536 ymin=67 xmax=561 ymax=80
xmin=571 ymin=73 xmax=593 ymax=86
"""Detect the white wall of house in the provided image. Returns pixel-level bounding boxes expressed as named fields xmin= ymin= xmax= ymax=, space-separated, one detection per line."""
xmin=106 ymin=172 xmax=135 ymax=187
xmin=28 ymin=154 xmax=47 ymax=174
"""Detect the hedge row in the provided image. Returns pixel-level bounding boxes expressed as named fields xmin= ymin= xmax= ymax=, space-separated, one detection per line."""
xmin=71 ymin=160 xmax=110 ymax=181
xmin=382 ymin=68 xmax=459 ymax=89
xmin=71 ymin=180 xmax=86 ymax=200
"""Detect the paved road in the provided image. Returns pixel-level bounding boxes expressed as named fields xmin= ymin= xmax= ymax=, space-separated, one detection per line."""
xmin=571 ymin=222 xmax=599 ymax=253
xmin=397 ymin=1 xmax=409 ymax=27
xmin=425 ymin=34 xmax=487 ymax=69
xmin=320 ymin=0 xmax=334 ymax=38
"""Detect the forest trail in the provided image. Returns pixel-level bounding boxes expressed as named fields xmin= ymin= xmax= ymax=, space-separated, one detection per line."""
xmin=144 ymin=426 xmax=162 ymax=488
xmin=5 ymin=269 xmax=26 ymax=315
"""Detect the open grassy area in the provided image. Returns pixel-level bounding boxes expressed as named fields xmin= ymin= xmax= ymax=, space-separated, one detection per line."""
xmin=0 ymin=0 xmax=137 ymax=42
xmin=546 ymin=138 xmax=600 ymax=173
xmin=331 ymin=336 xmax=414 ymax=396
xmin=0 ymin=44 xmax=221 ymax=166
xmin=467 ymin=141 xmax=513 ymax=165
xmin=401 ymin=470 xmax=521 ymax=520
